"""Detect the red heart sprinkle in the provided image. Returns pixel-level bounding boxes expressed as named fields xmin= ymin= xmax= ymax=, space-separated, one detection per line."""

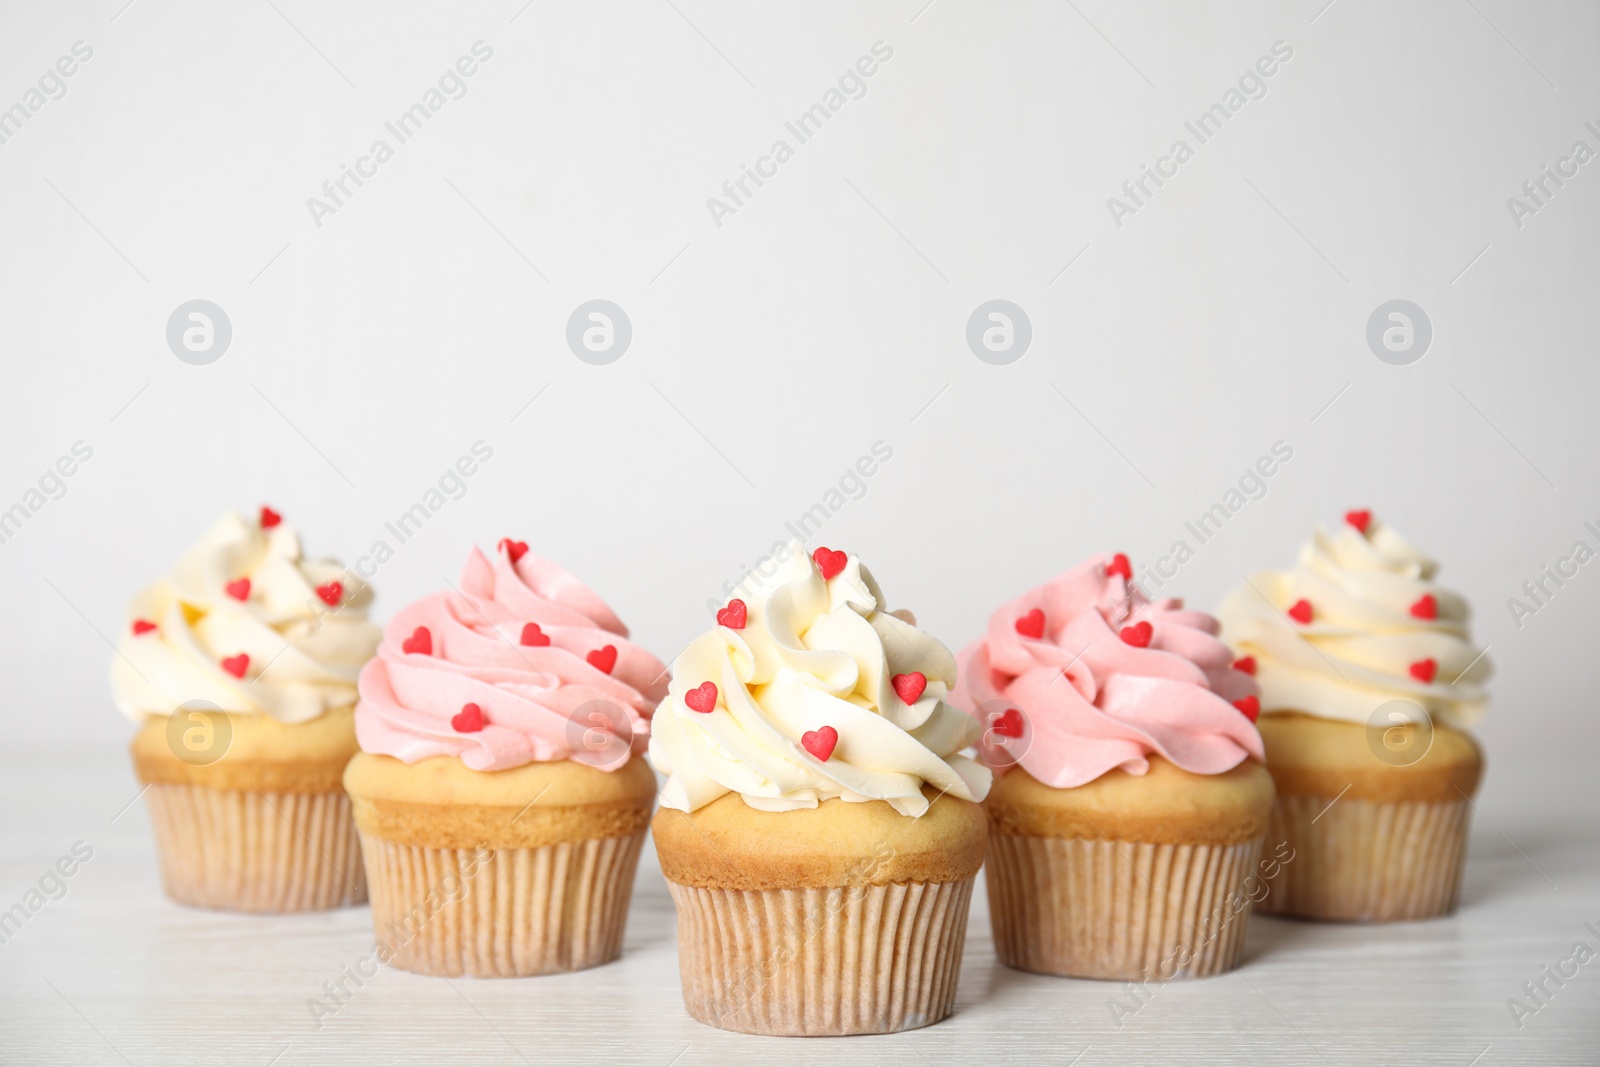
xmin=1233 ymin=655 xmax=1257 ymax=676
xmin=991 ymin=708 xmax=1025 ymax=738
xmin=131 ymin=619 xmax=157 ymax=636
xmin=1409 ymin=658 xmax=1438 ymax=684
xmin=1346 ymin=509 xmax=1372 ymax=534
xmin=259 ymin=506 xmax=282 ymax=529
xmin=812 ymin=547 xmax=847 ymax=580
xmin=685 ymin=682 xmax=718 ymax=713
xmin=499 ymin=539 xmax=529 ymax=564
xmin=221 ymin=653 xmax=249 ymax=679
xmin=1287 ymin=599 xmax=1314 ymax=624
xmin=801 ymin=725 xmax=838 ymax=762
xmin=892 ymin=672 xmax=927 ymax=704
xmin=716 ymin=599 xmax=748 ymax=629
xmin=1233 ymin=695 xmax=1260 ymax=722
xmin=520 ymin=623 xmax=550 ymax=647
xmin=225 ymin=578 xmax=251 ymax=602
xmin=452 ymin=702 xmax=486 ymax=732
xmin=587 ymin=645 xmax=618 ymax=674
xmin=401 ymin=627 xmax=432 ymax=655
xmin=1410 ymin=594 xmax=1437 ymax=620
xmin=1120 ymin=621 xmax=1153 ymax=648
xmin=1014 ymin=608 xmax=1045 ymax=639
xmin=1107 ymin=553 xmax=1132 ymax=580
xmin=316 ymin=581 xmax=343 ymax=607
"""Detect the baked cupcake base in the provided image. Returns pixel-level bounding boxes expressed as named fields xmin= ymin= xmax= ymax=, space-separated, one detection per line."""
xmin=1255 ymin=713 xmax=1483 ymax=922
xmin=145 ymin=783 xmax=365 ymax=911
xmin=668 ymin=879 xmax=972 ymax=1036
xmin=652 ymin=789 xmax=987 ymax=1036
xmin=361 ymin=833 xmax=644 ymax=977
xmin=982 ymin=759 xmax=1275 ymax=981
xmin=988 ymin=833 xmax=1260 ymax=979
xmin=1257 ymin=794 xmax=1469 ymax=921
xmin=344 ymin=752 xmax=655 ymax=978
xmin=131 ymin=709 xmax=366 ymax=912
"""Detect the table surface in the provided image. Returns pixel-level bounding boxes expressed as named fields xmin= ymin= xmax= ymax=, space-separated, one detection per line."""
xmin=1 ymin=753 xmax=1595 ymax=1067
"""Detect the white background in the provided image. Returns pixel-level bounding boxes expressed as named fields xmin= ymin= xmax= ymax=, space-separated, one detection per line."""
xmin=1 ymin=1 xmax=1597 ymax=1064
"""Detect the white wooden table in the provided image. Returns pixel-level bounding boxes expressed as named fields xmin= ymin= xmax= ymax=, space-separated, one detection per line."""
xmin=2 ymin=751 xmax=1594 ymax=1066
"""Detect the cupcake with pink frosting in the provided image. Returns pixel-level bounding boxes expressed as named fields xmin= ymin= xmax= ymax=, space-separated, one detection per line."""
xmin=953 ymin=552 xmax=1277 ymax=982
xmin=343 ymin=538 xmax=667 ymax=978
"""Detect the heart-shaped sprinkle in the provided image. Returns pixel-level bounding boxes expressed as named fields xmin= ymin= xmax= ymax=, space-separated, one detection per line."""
xmin=716 ymin=599 xmax=747 ymax=630
xmin=812 ymin=547 xmax=847 ymax=580
xmin=1345 ymin=509 xmax=1372 ymax=535
xmin=685 ymin=682 xmax=718 ymax=713
xmin=1014 ymin=608 xmax=1046 ymax=639
xmin=1120 ymin=621 xmax=1153 ymax=648
xmin=131 ymin=619 xmax=157 ymax=636
xmin=892 ymin=672 xmax=927 ymax=705
xmin=520 ymin=623 xmax=550 ymax=647
xmin=587 ymin=645 xmax=618 ymax=674
xmin=452 ymin=702 xmax=486 ymax=732
xmin=1287 ymin=599 xmax=1314 ymax=624
xmin=221 ymin=653 xmax=249 ymax=679
xmin=401 ymin=627 xmax=432 ymax=655
xmin=1410 ymin=594 xmax=1437 ymax=620
xmin=1233 ymin=695 xmax=1261 ymax=722
xmin=259 ymin=506 xmax=282 ymax=529
xmin=801 ymin=725 xmax=838 ymax=761
xmin=499 ymin=538 xmax=529 ymax=564
xmin=1106 ymin=553 xmax=1132 ymax=580
xmin=1409 ymin=658 xmax=1438 ymax=684
xmin=225 ymin=578 xmax=251 ymax=602
xmin=316 ymin=581 xmax=343 ymax=607
xmin=1233 ymin=655 xmax=1257 ymax=676
xmin=991 ymin=708 xmax=1025 ymax=738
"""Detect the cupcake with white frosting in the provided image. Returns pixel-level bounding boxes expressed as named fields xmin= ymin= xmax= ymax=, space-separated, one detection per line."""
xmin=649 ymin=541 xmax=989 ymax=1036
xmin=113 ymin=508 xmax=380 ymax=912
xmin=1218 ymin=510 xmax=1492 ymax=921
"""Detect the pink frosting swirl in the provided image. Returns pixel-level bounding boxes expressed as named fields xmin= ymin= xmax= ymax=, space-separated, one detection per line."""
xmin=952 ymin=554 xmax=1264 ymax=788
xmin=355 ymin=544 xmax=668 ymax=772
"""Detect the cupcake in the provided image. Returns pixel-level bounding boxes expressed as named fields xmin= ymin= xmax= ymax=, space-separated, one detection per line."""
xmin=648 ymin=542 xmax=990 ymax=1036
xmin=113 ymin=507 xmax=380 ymax=912
xmin=344 ymin=539 xmax=667 ymax=977
xmin=1218 ymin=510 xmax=1491 ymax=922
xmin=952 ymin=553 xmax=1273 ymax=981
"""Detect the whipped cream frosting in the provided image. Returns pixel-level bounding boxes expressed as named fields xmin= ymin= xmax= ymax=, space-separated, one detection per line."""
xmin=112 ymin=511 xmax=380 ymax=724
xmin=1218 ymin=514 xmax=1491 ymax=728
xmin=649 ymin=542 xmax=991 ymax=817
xmin=953 ymin=554 xmax=1264 ymax=789
xmin=354 ymin=543 xmax=667 ymax=772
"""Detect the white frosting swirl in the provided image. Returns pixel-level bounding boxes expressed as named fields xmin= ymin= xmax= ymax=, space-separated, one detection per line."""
xmin=111 ymin=512 xmax=381 ymax=723
xmin=648 ymin=542 xmax=991 ymax=816
xmin=1218 ymin=518 xmax=1490 ymax=728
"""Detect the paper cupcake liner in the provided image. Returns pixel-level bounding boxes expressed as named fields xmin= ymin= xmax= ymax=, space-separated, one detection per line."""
xmin=358 ymin=829 xmax=646 ymax=977
xmin=144 ymin=783 xmax=366 ymax=912
xmin=1257 ymin=794 xmax=1471 ymax=922
xmin=665 ymin=877 xmax=974 ymax=1036
xmin=986 ymin=833 xmax=1262 ymax=981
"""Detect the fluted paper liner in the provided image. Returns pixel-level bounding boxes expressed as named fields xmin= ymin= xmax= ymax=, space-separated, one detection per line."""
xmin=144 ymin=783 xmax=366 ymax=912
xmin=666 ymin=877 xmax=974 ymax=1036
xmin=358 ymin=829 xmax=645 ymax=977
xmin=1257 ymin=794 xmax=1470 ymax=922
xmin=987 ymin=834 xmax=1262 ymax=980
